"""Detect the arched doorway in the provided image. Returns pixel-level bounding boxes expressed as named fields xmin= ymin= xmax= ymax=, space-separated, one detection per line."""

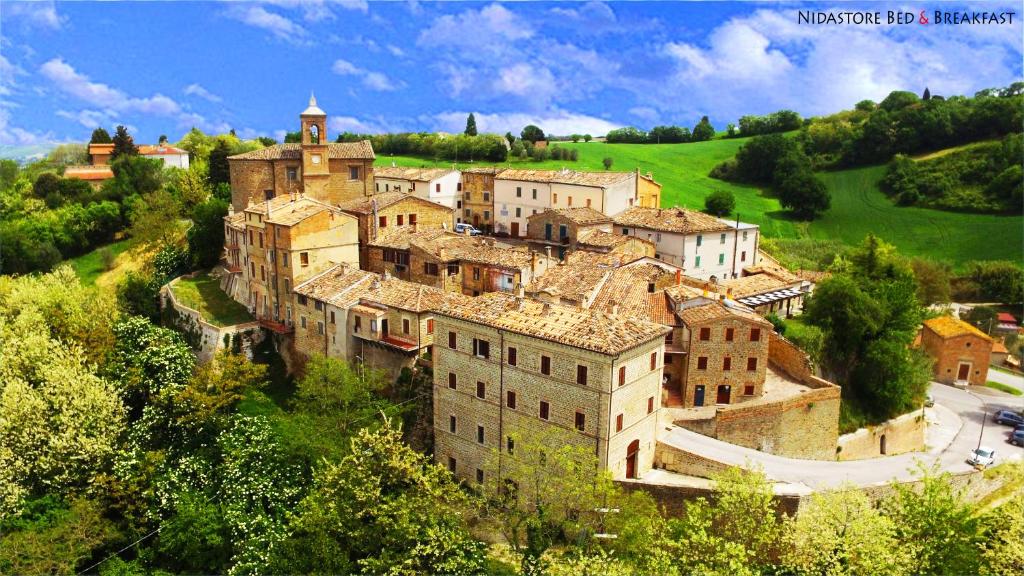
xmin=880 ymin=434 xmax=887 ymax=455
xmin=625 ymin=439 xmax=640 ymax=479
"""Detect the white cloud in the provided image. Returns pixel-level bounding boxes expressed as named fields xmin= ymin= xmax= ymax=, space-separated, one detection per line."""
xmin=224 ymin=5 xmax=307 ymax=42
xmin=0 ymin=107 xmax=56 ymax=146
xmin=177 ymin=112 xmax=232 ymax=134
xmin=40 ymin=58 xmax=182 ymax=116
xmin=628 ymin=107 xmax=660 ymax=123
xmin=432 ymin=109 xmax=620 ymax=137
xmin=56 ymin=109 xmax=115 ymax=129
xmin=494 ymin=64 xmax=556 ymax=99
xmin=331 ymin=59 xmax=403 ymax=91
xmin=418 ymin=3 xmax=533 ymax=51
xmin=387 ymin=45 xmax=405 ymax=57
xmin=2 ymin=1 xmax=64 ymax=30
xmin=183 ymin=83 xmax=222 ymax=103
xmin=329 ymin=115 xmax=388 ymax=134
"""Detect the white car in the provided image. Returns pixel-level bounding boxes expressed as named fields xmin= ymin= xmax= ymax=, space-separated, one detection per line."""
xmin=967 ymin=446 xmax=995 ymax=469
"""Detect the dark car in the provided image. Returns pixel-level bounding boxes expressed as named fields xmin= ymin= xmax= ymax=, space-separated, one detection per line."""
xmin=993 ymin=410 xmax=1024 ymax=427
xmin=1010 ymin=430 xmax=1024 ymax=447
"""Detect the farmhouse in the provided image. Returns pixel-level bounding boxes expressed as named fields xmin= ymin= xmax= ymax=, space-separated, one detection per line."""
xmin=920 ymin=316 xmax=993 ymax=386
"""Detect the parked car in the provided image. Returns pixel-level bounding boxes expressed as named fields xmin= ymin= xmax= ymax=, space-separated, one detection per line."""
xmin=968 ymin=446 xmax=996 ymax=469
xmin=454 ymin=223 xmax=482 ymax=236
xmin=1009 ymin=430 xmax=1024 ymax=447
xmin=924 ymin=393 xmax=935 ymax=407
xmin=993 ymin=410 xmax=1024 ymax=427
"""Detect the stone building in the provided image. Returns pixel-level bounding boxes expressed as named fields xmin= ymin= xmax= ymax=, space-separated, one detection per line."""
xmin=240 ymin=195 xmax=359 ymax=330
xmin=337 ymin=191 xmax=454 ymax=268
xmin=461 ymin=167 xmax=502 ymax=233
xmin=613 ymin=206 xmax=760 ymax=281
xmin=525 ymin=207 xmax=655 ymax=261
xmin=635 ymin=169 xmax=662 ymax=209
xmin=920 ymin=316 xmax=993 ymax=386
xmin=432 ymin=292 xmax=669 ymax=483
xmin=373 ymin=167 xmax=462 ymax=216
xmin=367 ymin=228 xmax=556 ymax=296
xmin=227 ymin=96 xmax=376 ymax=212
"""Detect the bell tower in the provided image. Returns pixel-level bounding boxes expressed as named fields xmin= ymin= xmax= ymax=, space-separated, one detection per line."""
xmin=300 ymin=93 xmax=330 ymax=198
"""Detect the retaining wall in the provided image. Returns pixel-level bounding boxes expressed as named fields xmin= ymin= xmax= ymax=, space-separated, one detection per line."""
xmin=162 ymin=276 xmax=260 ymax=362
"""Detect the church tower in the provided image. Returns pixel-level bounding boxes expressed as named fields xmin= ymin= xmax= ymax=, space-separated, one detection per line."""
xmin=300 ymin=93 xmax=330 ymax=197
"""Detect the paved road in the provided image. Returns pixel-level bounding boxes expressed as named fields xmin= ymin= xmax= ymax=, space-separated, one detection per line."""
xmin=660 ymin=382 xmax=1024 ymax=490
xmin=987 ymin=367 xmax=1024 ymax=395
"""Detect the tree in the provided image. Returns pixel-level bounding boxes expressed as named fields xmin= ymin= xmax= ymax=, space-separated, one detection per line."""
xmin=704 ymin=190 xmax=735 ymax=216
xmin=0 ymin=498 xmax=118 ymax=574
xmin=32 ymin=172 xmax=60 ymax=200
xmin=505 ymin=131 xmax=516 ymax=147
xmin=910 ymin=258 xmax=951 ymax=305
xmin=879 ymin=90 xmax=920 ymax=112
xmin=257 ymin=136 xmax=276 ymax=147
xmin=111 ymin=125 xmax=138 ymax=160
xmin=105 ymin=316 xmax=196 ymax=420
xmin=208 ymin=140 xmax=232 ymax=187
xmin=979 ymin=491 xmax=1024 ymax=575
xmin=692 ymin=115 xmax=716 ymax=141
xmin=521 ymin=124 xmax=545 ymax=143
xmin=571 ymin=134 xmax=580 ymax=143
xmin=776 ymin=167 xmax=831 ymax=220
xmin=583 ymin=134 xmax=592 ymax=142
xmin=922 ymin=87 xmax=931 ymax=101
xmin=188 ymin=198 xmax=228 ymax=269
xmin=272 ymin=421 xmax=486 ymax=574
xmin=784 ymin=486 xmax=912 ymax=575
xmin=602 ymin=157 xmax=614 ymax=170
xmin=464 ymin=113 xmax=478 ymax=136
xmin=90 ymin=127 xmax=112 ymax=144
xmin=284 ymin=131 xmax=302 ymax=143
xmin=855 ymin=99 xmax=876 ymax=112
xmin=129 ymin=189 xmax=182 ymax=246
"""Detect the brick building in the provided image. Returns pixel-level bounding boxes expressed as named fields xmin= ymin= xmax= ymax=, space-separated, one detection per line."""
xmin=613 ymin=206 xmax=759 ymax=281
xmin=337 ymin=191 xmax=454 ymax=268
xmin=432 ymin=292 xmax=669 ymax=483
xmin=373 ymin=167 xmax=462 ymax=216
xmin=920 ymin=316 xmax=993 ymax=386
xmin=227 ymin=95 xmax=376 ymax=212
xmin=240 ymin=195 xmax=359 ymax=330
xmin=461 ymin=167 xmax=502 ymax=233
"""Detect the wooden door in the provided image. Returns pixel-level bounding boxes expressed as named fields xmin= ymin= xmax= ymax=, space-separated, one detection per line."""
xmin=511 ymin=222 xmax=520 ymax=237
xmin=625 ymin=439 xmax=639 ymax=479
xmin=957 ymin=363 xmax=970 ymax=380
xmin=694 ymin=385 xmax=705 ymax=407
xmin=716 ymin=385 xmax=731 ymax=404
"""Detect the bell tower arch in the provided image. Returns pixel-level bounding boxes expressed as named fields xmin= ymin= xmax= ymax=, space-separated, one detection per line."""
xmin=300 ymin=92 xmax=330 ymax=198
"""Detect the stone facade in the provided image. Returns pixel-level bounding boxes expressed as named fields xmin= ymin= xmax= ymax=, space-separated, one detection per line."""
xmin=636 ymin=170 xmax=661 ymax=209
xmin=837 ymin=410 xmax=926 ymax=460
xmin=462 ymin=168 xmax=501 ymax=233
xmin=678 ymin=307 xmax=772 ymax=407
xmin=338 ymin=193 xmax=454 ymax=268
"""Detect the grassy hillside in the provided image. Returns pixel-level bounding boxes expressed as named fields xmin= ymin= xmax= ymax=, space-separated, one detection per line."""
xmin=376 ymin=139 xmax=1022 ymax=267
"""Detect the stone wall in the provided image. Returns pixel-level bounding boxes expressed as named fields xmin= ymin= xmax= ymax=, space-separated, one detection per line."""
xmin=837 ymin=409 xmax=926 ymax=460
xmin=654 ymin=441 xmax=731 ymax=479
xmin=162 ymin=278 xmax=260 ymax=362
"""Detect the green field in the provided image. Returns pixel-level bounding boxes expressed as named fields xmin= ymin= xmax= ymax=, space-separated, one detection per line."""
xmin=170 ymin=272 xmax=253 ymax=327
xmin=68 ymin=238 xmax=132 ymax=286
xmin=376 ymin=139 xmax=1022 ymax=267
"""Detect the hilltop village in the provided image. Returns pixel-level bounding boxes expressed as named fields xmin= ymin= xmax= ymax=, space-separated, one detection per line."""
xmin=209 ymin=97 xmax=839 ymax=485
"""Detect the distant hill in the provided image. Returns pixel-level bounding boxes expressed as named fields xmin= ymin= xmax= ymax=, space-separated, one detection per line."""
xmin=0 ymin=143 xmax=55 ymax=163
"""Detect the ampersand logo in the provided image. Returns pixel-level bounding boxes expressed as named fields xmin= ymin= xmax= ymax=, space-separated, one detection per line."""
xmin=919 ymin=10 xmax=929 ymax=24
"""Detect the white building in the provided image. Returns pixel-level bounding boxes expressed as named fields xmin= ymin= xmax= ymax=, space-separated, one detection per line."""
xmin=613 ymin=206 xmax=759 ymax=282
xmin=139 ymin=144 xmax=190 ymax=169
xmin=493 ymin=169 xmax=639 ymax=238
xmin=373 ymin=167 xmax=462 ymax=221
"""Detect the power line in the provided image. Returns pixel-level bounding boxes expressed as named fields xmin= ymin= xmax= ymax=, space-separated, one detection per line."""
xmin=77 ymin=527 xmax=162 ymax=575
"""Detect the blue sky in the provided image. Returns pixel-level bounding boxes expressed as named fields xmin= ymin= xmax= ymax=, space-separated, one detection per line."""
xmin=1 ymin=1 xmax=1021 ymax=147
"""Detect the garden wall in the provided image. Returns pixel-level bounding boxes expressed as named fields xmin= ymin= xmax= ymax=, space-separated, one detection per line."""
xmin=162 ymin=278 xmax=260 ymax=362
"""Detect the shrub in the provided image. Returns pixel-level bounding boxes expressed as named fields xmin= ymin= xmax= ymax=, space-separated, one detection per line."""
xmin=703 ymin=190 xmax=735 ymax=217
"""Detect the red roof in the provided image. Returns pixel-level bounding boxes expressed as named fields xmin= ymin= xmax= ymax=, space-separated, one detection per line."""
xmin=64 ymin=166 xmax=114 ymax=181
xmin=997 ymin=312 xmax=1017 ymax=323
xmin=138 ymin=145 xmax=187 ymax=156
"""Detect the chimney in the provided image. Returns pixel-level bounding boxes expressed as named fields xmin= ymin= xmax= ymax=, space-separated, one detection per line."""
xmin=516 ymin=282 xmax=525 ymax=298
xmin=545 ymin=246 xmax=552 ymax=260
xmin=382 ymin=269 xmax=391 ymax=280
xmin=675 ymin=270 xmax=681 ymax=285
xmin=531 ymin=252 xmax=538 ymax=275
xmin=610 ymin=303 xmax=619 ymax=316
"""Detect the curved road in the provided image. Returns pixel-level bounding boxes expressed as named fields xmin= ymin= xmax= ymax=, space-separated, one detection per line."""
xmin=659 ymin=382 xmax=1024 ymax=490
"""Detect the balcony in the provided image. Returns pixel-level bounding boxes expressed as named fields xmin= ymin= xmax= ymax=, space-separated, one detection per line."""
xmin=258 ymin=318 xmax=294 ymax=334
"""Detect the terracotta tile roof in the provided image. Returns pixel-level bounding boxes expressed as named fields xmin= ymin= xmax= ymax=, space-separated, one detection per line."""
xmin=461 ymin=167 xmax=503 ymax=175
xmin=64 ymin=165 xmax=113 ymax=180
xmin=294 ymin=264 xmax=462 ymax=313
xmin=88 ymin=143 xmax=114 ymax=153
xmin=372 ymin=229 xmax=535 ymax=269
xmin=229 ymin=142 xmax=375 ymax=161
xmin=663 ymin=282 xmax=711 ymax=303
xmin=138 ymin=144 xmax=187 ymax=156
xmin=677 ymin=300 xmax=771 ymax=327
xmin=577 ymin=229 xmax=649 ymax=249
xmin=496 ymin=168 xmax=635 ymax=187
xmin=337 ymin=191 xmax=450 ymax=215
xmin=294 ymin=265 xmax=377 ymax=307
xmin=371 ymin=228 xmax=452 ymax=251
xmin=721 ymin=272 xmax=800 ymax=299
xmin=923 ymin=316 xmax=993 ymax=341
xmin=435 ymin=292 xmax=669 ymax=355
xmin=993 ymin=340 xmax=1009 ymax=354
xmin=224 ymin=211 xmax=246 ymax=227
xmin=527 ymin=207 xmax=611 ymax=226
xmin=743 ymin=250 xmax=800 ymax=283
xmin=613 ymin=206 xmax=732 ymax=235
xmin=590 ymin=263 xmax=674 ymax=317
xmin=648 ymin=292 xmax=678 ymax=326
xmin=244 ymin=195 xmax=348 ymax=226
xmin=373 ymin=166 xmax=456 ymax=181
xmin=997 ymin=312 xmax=1018 ymax=323
xmin=526 ymin=252 xmax=615 ymax=304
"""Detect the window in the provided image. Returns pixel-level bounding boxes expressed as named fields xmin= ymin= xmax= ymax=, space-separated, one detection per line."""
xmin=553 ymin=193 xmax=558 ymax=203
xmin=559 ymin=225 xmax=568 ymax=239
xmin=506 ymin=390 xmax=516 ymax=409
xmin=448 ymin=331 xmax=457 ymax=349
xmin=648 ymin=396 xmax=655 ymax=414
xmin=397 ymin=214 xmax=404 ymax=226
xmin=464 ymin=209 xmax=471 ymax=217
xmin=287 ymin=167 xmax=297 ymax=181
xmin=744 ymin=385 xmax=755 ymax=396
xmin=532 ymin=189 xmax=537 ymax=199
xmin=618 ymin=366 xmax=626 ymax=386
xmin=515 ymin=207 xmax=521 ymax=217
xmin=300 ymin=252 xmax=309 ymax=267
xmin=622 ymin=228 xmax=629 ymax=235
xmin=476 ymin=381 xmax=485 ymax=399
xmin=507 ymin=436 xmax=515 ymax=454
xmin=516 ymin=186 xmax=522 ymax=198
xmin=282 ymin=252 xmax=288 ymax=267
xmin=476 ymin=469 xmax=484 ymax=483
xmin=449 ymin=415 xmax=457 ymax=433
xmin=615 ymin=413 xmax=623 ymax=432
xmin=448 ymin=372 xmax=457 ymax=389
xmin=484 ymin=192 xmax=490 ymax=201
xmin=741 ymin=250 xmax=747 ymax=262
xmin=586 ymin=199 xmax=592 ymax=208
xmin=424 ymin=262 xmax=439 ymax=276
xmin=314 ymin=300 xmax=323 ymax=311
xmin=665 ymin=330 xmax=674 ymax=345
xmin=575 ymin=411 xmax=586 ymax=431
xmin=260 ymin=265 xmax=265 ymax=281
xmin=472 ymin=338 xmax=490 ymax=359
xmin=378 ymin=216 xmax=387 ymax=228
xmin=447 ymin=457 xmax=456 ymax=473
xmin=650 ymin=352 xmax=658 ymax=370
xmin=695 ymin=256 xmax=701 ymax=268
xmin=248 ymin=230 xmax=254 ymax=245
xmin=447 ymin=262 xmax=459 ymax=276
xmin=370 ymin=319 xmax=377 ymax=333
xmin=484 ymin=210 xmax=490 ymax=220
xmin=250 ymin=262 xmax=256 ymax=276
xmin=317 ymin=321 xmax=324 ymax=335
xmin=747 ymin=357 xmax=758 ymax=371
xmin=750 ymin=328 xmax=761 ymax=342
xmin=435 ymin=183 xmax=441 ymax=193
xmin=718 ymin=253 xmax=725 ymax=265
xmin=457 ymin=201 xmax=463 ymax=209
xmin=720 ymin=233 xmax=727 ymax=244
xmin=696 ymin=234 xmax=703 ymax=247
xmin=409 ymin=213 xmax=417 ymax=226
xmin=330 ymin=310 xmax=335 ymax=324
xmin=476 ymin=425 xmax=484 ymax=444
xmin=725 ymin=328 xmax=734 ymax=341
xmin=699 ymin=327 xmax=711 ymax=341
xmin=723 ymin=357 xmax=732 ymax=371
xmin=457 ymin=182 xmax=463 ymax=192
xmin=354 ymin=315 xmax=361 ymax=332
xmin=507 ymin=347 xmax=517 ymax=366
xmin=427 ymin=319 xmax=434 ymax=334
xmin=539 ymin=401 xmax=550 ymax=420
xmin=258 ymin=232 xmax=264 ymax=248
xmin=300 ymin=316 xmax=307 ymax=328
xmin=567 ymin=196 xmax=573 ymax=206
xmin=697 ymin=356 xmax=708 ymax=370
xmin=472 ymin=267 xmax=480 ymax=281
xmin=264 ymin=190 xmax=273 ymax=201
xmin=576 ymin=365 xmax=587 ymax=385
xmin=284 ymin=279 xmax=291 ymax=293
xmin=540 ymin=355 xmax=551 ymax=375
xmin=403 ymin=319 xmax=410 ymax=334
xmin=349 ymin=166 xmax=360 ymax=180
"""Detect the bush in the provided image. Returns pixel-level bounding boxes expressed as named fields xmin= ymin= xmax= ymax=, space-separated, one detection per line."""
xmin=99 ymin=247 xmax=116 ymax=271
xmin=959 ymin=261 xmax=1024 ymax=303
xmin=602 ymin=157 xmax=614 ymax=170
xmin=703 ymin=190 xmax=735 ymax=217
